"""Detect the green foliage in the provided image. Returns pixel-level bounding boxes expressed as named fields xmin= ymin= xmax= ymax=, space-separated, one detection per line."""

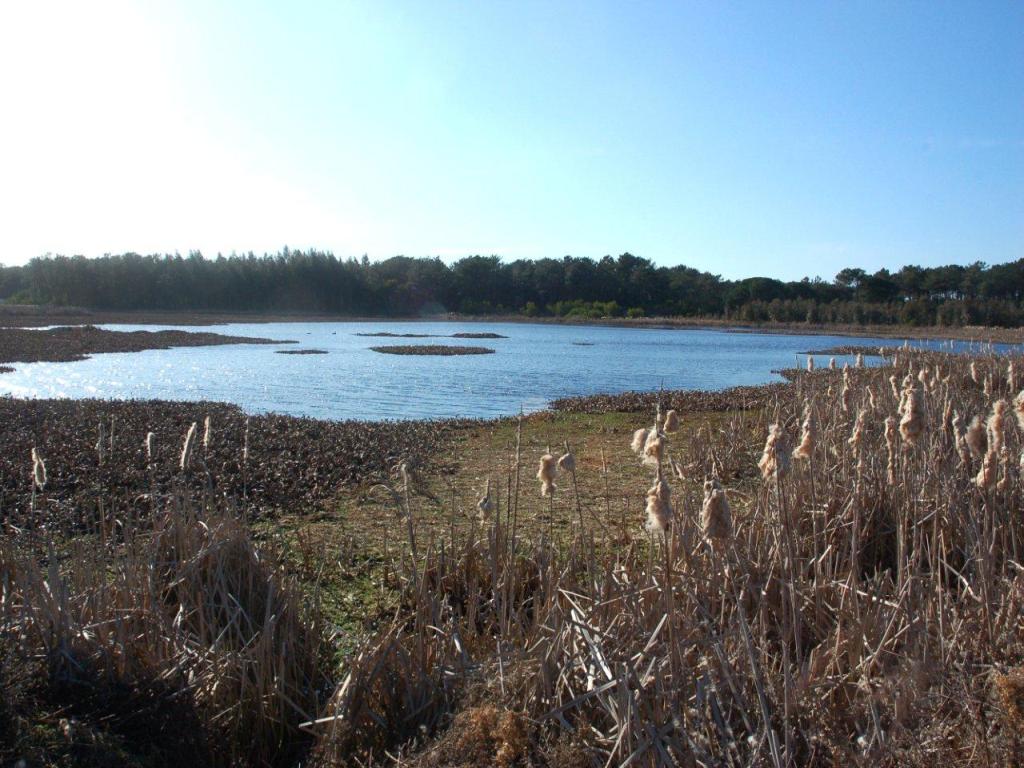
xmin=1 ymin=251 xmax=1022 ymax=327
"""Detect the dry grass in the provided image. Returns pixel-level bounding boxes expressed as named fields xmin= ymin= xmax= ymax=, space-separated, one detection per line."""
xmin=5 ymin=345 xmax=1024 ymax=766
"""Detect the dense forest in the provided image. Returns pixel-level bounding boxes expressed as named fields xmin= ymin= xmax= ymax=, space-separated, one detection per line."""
xmin=1 ymin=250 xmax=1022 ymax=326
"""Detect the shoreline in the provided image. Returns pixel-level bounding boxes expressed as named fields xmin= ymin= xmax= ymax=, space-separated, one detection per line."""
xmin=2 ymin=304 xmax=1021 ymax=344
xmin=0 ymin=324 xmax=292 ymax=367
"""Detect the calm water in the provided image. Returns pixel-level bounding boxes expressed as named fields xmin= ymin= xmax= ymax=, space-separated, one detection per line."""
xmin=0 ymin=322 xmax=1004 ymax=420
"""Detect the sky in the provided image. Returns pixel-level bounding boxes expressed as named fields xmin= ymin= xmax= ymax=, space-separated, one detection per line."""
xmin=0 ymin=1 xmax=1021 ymax=281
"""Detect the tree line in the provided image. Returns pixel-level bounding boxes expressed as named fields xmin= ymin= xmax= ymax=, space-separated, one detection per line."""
xmin=0 ymin=250 xmax=1022 ymax=327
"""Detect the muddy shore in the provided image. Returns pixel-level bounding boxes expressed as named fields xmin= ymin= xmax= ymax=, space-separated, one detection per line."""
xmin=0 ymin=324 xmax=289 ymax=367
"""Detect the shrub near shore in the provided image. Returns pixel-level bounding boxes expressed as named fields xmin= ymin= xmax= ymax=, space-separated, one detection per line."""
xmin=4 ymin=347 xmax=1024 ymax=766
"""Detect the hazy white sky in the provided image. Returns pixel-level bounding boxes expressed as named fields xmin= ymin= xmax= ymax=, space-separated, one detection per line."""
xmin=1 ymin=0 xmax=1021 ymax=280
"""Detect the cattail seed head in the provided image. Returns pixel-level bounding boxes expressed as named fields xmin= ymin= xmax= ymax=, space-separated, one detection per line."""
xmin=806 ymin=356 xmax=815 ymax=372
xmin=145 ymin=431 xmax=155 ymax=463
xmin=701 ymin=477 xmax=732 ymax=541
xmin=477 ymin=479 xmax=494 ymax=520
xmin=631 ymin=427 xmax=649 ymax=455
xmin=203 ymin=415 xmax=212 ymax=451
xmin=642 ymin=429 xmax=664 ymax=468
xmin=31 ymin=447 xmax=46 ymax=489
xmin=855 ymin=352 xmax=865 ymax=369
xmin=1014 ymin=391 xmax=1024 ymax=431
xmin=644 ymin=478 xmax=673 ymax=533
xmin=987 ymin=400 xmax=1009 ymax=455
xmin=966 ymin=415 xmax=987 ymax=457
xmin=180 ymin=422 xmax=198 ymax=471
xmin=899 ymin=383 xmax=926 ymax=445
xmin=759 ymin=423 xmax=790 ymax=480
xmin=537 ymin=453 xmax=557 ymax=497
xmin=970 ymin=360 xmax=980 ymax=384
xmin=663 ymin=409 xmax=680 ymax=433
xmin=557 ymin=452 xmax=576 ymax=473
xmin=828 ymin=357 xmax=836 ymax=370
xmin=792 ymin=404 xmax=816 ymax=461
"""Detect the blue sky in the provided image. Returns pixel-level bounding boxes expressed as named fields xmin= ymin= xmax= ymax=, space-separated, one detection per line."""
xmin=0 ymin=1 xmax=1020 ymax=280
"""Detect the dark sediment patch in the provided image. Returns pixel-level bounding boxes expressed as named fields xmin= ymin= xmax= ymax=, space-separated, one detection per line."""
xmin=369 ymin=345 xmax=495 ymax=356
xmin=0 ymin=397 xmax=475 ymax=533
xmin=0 ymin=365 xmax=12 ymax=374
xmin=0 ymin=325 xmax=290 ymax=366
xmin=551 ymin=383 xmax=792 ymax=414
xmin=275 ymin=348 xmax=328 ymax=355
xmin=450 ymin=332 xmax=507 ymax=339
xmin=571 ymin=341 xmax=594 ymax=346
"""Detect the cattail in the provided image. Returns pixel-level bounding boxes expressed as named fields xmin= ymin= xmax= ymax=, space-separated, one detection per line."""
xmin=917 ymin=367 xmax=929 ymax=391
xmin=644 ymin=478 xmax=673 ymax=532
xmin=557 ymin=452 xmax=576 ymax=473
xmin=792 ymin=404 xmax=816 ymax=461
xmin=537 ymin=453 xmax=557 ymax=497
xmin=1014 ymin=391 xmax=1024 ymax=431
xmin=1009 ymin=361 xmax=1018 ymax=394
xmin=701 ymin=477 xmax=732 ymax=541
xmin=828 ymin=357 xmax=837 ymax=370
xmin=889 ymin=375 xmax=900 ymax=403
xmin=642 ymin=429 xmax=664 ymax=468
xmin=984 ymin=375 xmax=993 ymax=398
xmin=899 ymin=383 xmax=926 ymax=445
xmin=477 ymin=479 xmax=494 ymax=520
xmin=848 ymin=408 xmax=867 ymax=450
xmin=976 ymin=449 xmax=998 ymax=489
xmin=941 ymin=399 xmax=954 ymax=438
xmin=759 ymin=423 xmax=790 ymax=480
xmin=663 ymin=409 xmax=680 ymax=433
xmin=242 ymin=417 xmax=251 ymax=463
xmin=631 ymin=427 xmax=649 ymax=455
xmin=880 ymin=417 xmax=897 ymax=483
xmin=966 ymin=415 xmax=987 ymax=457
xmin=988 ymin=400 xmax=1009 ymax=455
xmin=841 ymin=379 xmax=853 ymax=414
xmin=952 ymin=413 xmax=971 ymax=465
xmin=145 ymin=431 xmax=155 ymax=463
xmin=203 ymin=415 xmax=212 ymax=452
xmin=855 ymin=352 xmax=865 ymax=369
xmin=806 ymin=356 xmax=815 ymax=372
xmin=997 ymin=447 xmax=1012 ymax=493
xmin=96 ymin=421 xmax=106 ymax=464
xmin=970 ymin=360 xmax=980 ymax=384
xmin=867 ymin=386 xmax=877 ymax=411
xmin=180 ymin=422 xmax=198 ymax=471
xmin=31 ymin=447 xmax=46 ymax=489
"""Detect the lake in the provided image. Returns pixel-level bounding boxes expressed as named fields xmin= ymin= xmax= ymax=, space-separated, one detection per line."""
xmin=0 ymin=322 xmax=1003 ymax=420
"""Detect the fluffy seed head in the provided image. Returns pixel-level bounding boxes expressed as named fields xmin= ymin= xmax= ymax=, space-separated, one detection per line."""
xmin=203 ymin=415 xmax=212 ymax=450
xmin=966 ymin=415 xmax=987 ymax=457
xmin=631 ymin=427 xmax=649 ymax=455
xmin=701 ymin=477 xmax=732 ymax=541
xmin=180 ymin=422 xmax=198 ymax=471
xmin=899 ymin=384 xmax=926 ymax=445
xmin=145 ymin=431 xmax=155 ymax=462
xmin=557 ymin=452 xmax=576 ymax=473
xmin=663 ymin=409 xmax=680 ymax=433
xmin=792 ymin=404 xmax=816 ymax=461
xmin=806 ymin=356 xmax=815 ymax=372
xmin=759 ymin=423 xmax=790 ymax=480
xmin=1014 ymin=391 xmax=1024 ymax=431
xmin=537 ymin=453 xmax=557 ymax=497
xmin=31 ymin=447 xmax=46 ymax=489
xmin=642 ymin=429 xmax=664 ymax=468
xmin=645 ymin=479 xmax=673 ymax=533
